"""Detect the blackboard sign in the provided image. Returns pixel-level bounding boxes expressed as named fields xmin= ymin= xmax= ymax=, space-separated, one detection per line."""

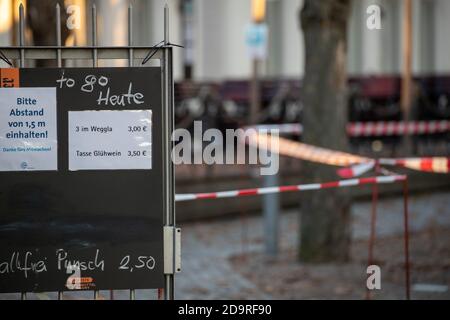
xmin=0 ymin=67 xmax=164 ymax=292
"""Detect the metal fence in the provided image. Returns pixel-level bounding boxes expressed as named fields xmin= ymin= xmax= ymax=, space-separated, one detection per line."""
xmin=0 ymin=3 xmax=177 ymax=300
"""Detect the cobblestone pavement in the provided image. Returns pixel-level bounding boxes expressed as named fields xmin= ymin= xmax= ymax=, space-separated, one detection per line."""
xmin=1 ymin=191 xmax=449 ymax=300
xmin=176 ymin=190 xmax=450 ymax=299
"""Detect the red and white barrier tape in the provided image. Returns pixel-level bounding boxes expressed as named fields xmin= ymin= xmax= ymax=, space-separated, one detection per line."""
xmin=249 ymin=132 xmax=370 ymax=166
xmin=251 ymin=120 xmax=450 ymax=137
xmin=251 ymin=123 xmax=303 ymax=135
xmin=338 ymin=157 xmax=450 ymax=178
xmin=347 ymin=120 xmax=450 ymax=137
xmin=247 ymin=131 xmax=450 ymax=175
xmin=175 ymin=175 xmax=406 ymax=202
xmin=337 ymin=161 xmax=376 ymax=178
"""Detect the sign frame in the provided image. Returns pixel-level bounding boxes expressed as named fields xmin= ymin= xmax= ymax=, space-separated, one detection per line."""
xmin=0 ymin=5 xmax=177 ymax=300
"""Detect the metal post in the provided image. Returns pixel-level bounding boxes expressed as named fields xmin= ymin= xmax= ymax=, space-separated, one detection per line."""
xmin=126 ymin=7 xmax=139 ymax=301
xmin=250 ymin=59 xmax=260 ymax=124
xmin=19 ymin=3 xmax=25 ymax=68
xmin=56 ymin=3 xmax=62 ymax=67
xmin=92 ymin=4 xmax=98 ymax=67
xmin=164 ymin=5 xmax=169 ymax=46
xmin=239 ymin=166 xmax=249 ymax=256
xmin=128 ymin=4 xmax=133 ymax=67
xmin=262 ymin=173 xmax=279 ymax=257
xmin=402 ymin=178 xmax=411 ymax=300
xmin=366 ymin=182 xmax=378 ymax=300
xmin=163 ymin=4 xmax=175 ymax=300
xmin=366 ymin=161 xmax=380 ymax=300
xmin=12 ymin=12 xmax=25 ymax=297
xmin=90 ymin=3 xmax=99 ymax=301
xmin=55 ymin=12 xmax=64 ymax=300
xmin=92 ymin=4 xmax=99 ymax=301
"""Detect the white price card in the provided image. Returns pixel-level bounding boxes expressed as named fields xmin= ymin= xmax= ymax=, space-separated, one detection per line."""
xmin=0 ymin=87 xmax=58 ymax=171
xmin=68 ymin=110 xmax=152 ymax=171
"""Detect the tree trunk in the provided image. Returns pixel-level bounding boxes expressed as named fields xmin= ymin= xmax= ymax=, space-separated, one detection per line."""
xmin=299 ymin=0 xmax=352 ymax=263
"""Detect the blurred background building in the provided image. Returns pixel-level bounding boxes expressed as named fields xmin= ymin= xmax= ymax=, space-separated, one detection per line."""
xmin=1 ymin=0 xmax=450 ymax=79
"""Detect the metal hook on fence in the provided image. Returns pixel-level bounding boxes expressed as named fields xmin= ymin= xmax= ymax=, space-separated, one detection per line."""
xmin=0 ymin=50 xmax=13 ymax=67
xmin=141 ymin=41 xmax=165 ymax=65
xmin=141 ymin=41 xmax=184 ymax=66
xmin=166 ymin=42 xmax=184 ymax=48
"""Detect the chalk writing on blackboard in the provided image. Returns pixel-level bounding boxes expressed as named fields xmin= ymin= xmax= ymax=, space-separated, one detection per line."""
xmin=56 ymin=73 xmax=144 ymax=106
xmin=0 ymin=249 xmax=157 ymax=282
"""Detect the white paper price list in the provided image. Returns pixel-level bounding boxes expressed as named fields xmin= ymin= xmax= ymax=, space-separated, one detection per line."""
xmin=68 ymin=110 xmax=152 ymax=171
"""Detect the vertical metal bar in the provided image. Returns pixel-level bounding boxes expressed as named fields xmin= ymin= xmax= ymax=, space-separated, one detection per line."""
xmin=92 ymin=4 xmax=98 ymax=67
xmin=164 ymin=4 xmax=169 ymax=45
xmin=263 ymin=173 xmax=279 ymax=257
xmin=366 ymin=160 xmax=380 ymax=300
xmin=91 ymin=3 xmax=99 ymax=301
xmin=366 ymin=182 xmax=378 ymax=300
xmin=169 ymin=7 xmax=176 ymax=301
xmin=56 ymin=3 xmax=62 ymax=67
xmin=55 ymin=9 xmax=63 ymax=297
xmin=163 ymin=4 xmax=175 ymax=300
xmin=166 ymin=4 xmax=175 ymax=238
xmin=128 ymin=4 xmax=133 ymax=67
xmin=250 ymin=59 xmax=260 ymax=124
xmin=19 ymin=3 xmax=25 ymax=67
xmin=238 ymin=166 xmax=249 ymax=256
xmin=402 ymin=178 xmax=411 ymax=300
xmin=126 ymin=4 xmax=140 ymax=301
xmin=21 ymin=292 xmax=27 ymax=300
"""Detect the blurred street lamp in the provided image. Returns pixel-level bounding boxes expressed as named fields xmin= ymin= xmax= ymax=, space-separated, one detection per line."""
xmin=0 ymin=0 xmax=13 ymax=33
xmin=252 ymin=0 xmax=266 ymax=24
